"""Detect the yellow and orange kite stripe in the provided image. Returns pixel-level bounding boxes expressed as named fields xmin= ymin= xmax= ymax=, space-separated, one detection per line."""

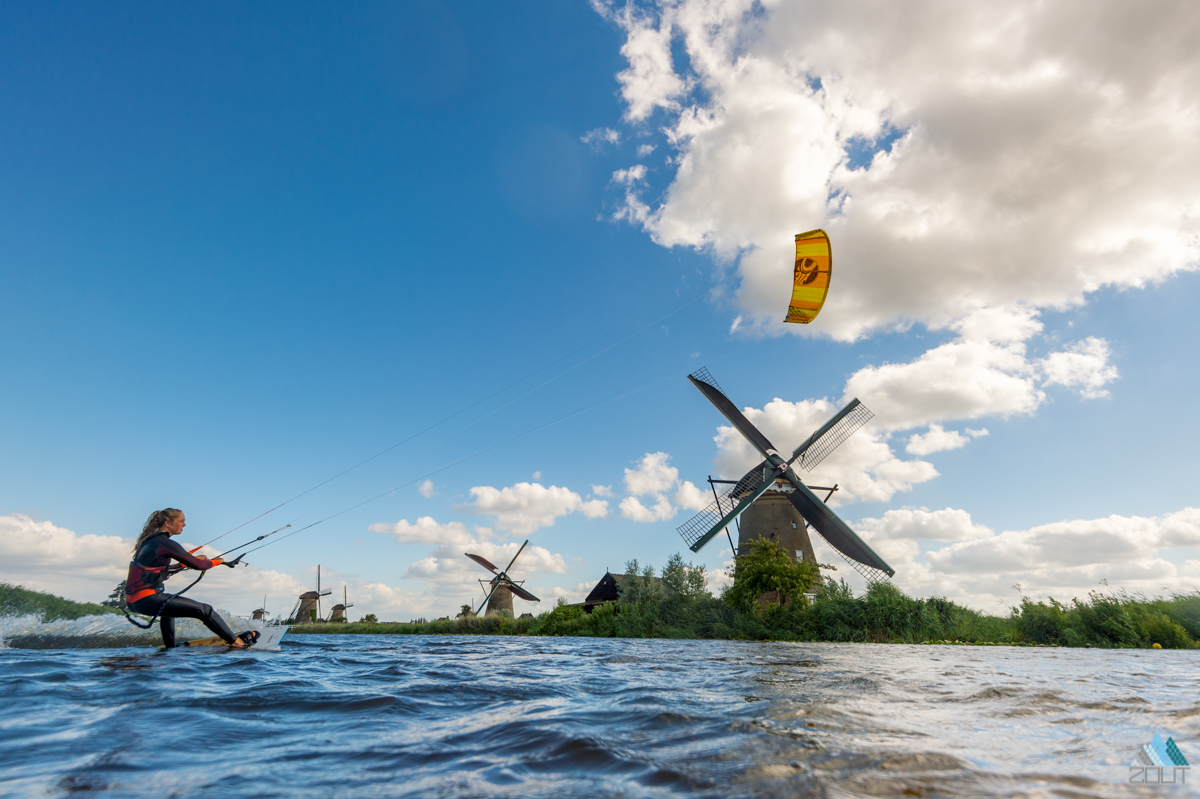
xmin=784 ymin=229 xmax=831 ymax=324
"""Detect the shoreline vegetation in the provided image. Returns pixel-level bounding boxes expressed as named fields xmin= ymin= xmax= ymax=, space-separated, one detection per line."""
xmin=5 ymin=541 xmax=1199 ymax=649
xmin=1 ymin=583 xmax=120 ymax=622
xmin=297 ymin=544 xmax=1200 ymax=650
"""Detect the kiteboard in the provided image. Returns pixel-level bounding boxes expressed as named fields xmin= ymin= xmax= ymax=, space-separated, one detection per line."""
xmin=164 ymin=625 xmax=288 ymax=651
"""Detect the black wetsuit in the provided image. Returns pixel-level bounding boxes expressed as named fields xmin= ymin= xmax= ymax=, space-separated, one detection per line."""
xmin=125 ymin=532 xmax=235 ymax=648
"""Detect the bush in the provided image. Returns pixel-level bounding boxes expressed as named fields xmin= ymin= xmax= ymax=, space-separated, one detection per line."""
xmin=724 ymin=539 xmax=820 ymax=612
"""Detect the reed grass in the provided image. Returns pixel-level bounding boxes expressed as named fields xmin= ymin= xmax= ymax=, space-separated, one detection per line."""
xmin=289 ymin=580 xmax=1200 ymax=649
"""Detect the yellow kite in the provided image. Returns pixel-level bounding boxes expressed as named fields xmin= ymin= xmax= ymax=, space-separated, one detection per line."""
xmin=784 ymin=229 xmax=831 ymax=324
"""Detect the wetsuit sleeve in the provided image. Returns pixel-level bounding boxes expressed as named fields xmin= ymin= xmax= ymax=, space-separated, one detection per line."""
xmin=158 ymin=537 xmax=218 ymax=570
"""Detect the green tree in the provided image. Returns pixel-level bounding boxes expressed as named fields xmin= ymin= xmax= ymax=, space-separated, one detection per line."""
xmin=358 ymin=613 xmax=378 ymax=624
xmin=661 ymin=553 xmax=709 ymax=601
xmin=101 ymin=580 xmax=127 ymax=610
xmin=618 ymin=559 xmax=662 ymax=605
xmin=725 ymin=538 xmax=820 ymax=612
xmin=457 ymin=604 xmax=474 ymax=618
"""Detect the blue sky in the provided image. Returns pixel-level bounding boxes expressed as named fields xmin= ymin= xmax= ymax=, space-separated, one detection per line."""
xmin=2 ymin=1 xmax=1198 ymax=619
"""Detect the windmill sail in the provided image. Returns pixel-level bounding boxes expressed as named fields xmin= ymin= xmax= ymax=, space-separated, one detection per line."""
xmin=791 ymin=398 xmax=873 ymax=471
xmin=784 ymin=229 xmax=832 ymax=324
xmin=676 ymin=462 xmax=780 ymax=552
xmin=688 ymin=369 xmax=777 ymax=458
xmin=678 ymin=368 xmax=894 ymax=582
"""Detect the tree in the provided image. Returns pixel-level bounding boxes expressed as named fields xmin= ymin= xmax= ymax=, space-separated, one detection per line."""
xmin=618 ymin=559 xmax=662 ymax=606
xmin=661 ymin=553 xmax=709 ymax=601
xmin=358 ymin=613 xmax=378 ymax=624
xmin=457 ymin=604 xmax=475 ymax=618
xmin=725 ymin=538 xmax=821 ymax=611
xmin=101 ymin=581 xmax=127 ymax=610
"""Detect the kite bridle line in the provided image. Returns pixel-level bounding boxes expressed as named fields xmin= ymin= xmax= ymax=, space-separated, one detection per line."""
xmin=194 ymin=292 xmax=705 ymax=552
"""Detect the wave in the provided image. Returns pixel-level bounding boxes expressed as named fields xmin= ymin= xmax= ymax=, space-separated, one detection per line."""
xmin=0 ymin=608 xmax=258 ymax=649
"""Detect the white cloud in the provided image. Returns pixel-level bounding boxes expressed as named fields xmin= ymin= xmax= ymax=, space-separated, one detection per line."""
xmin=581 ymin=127 xmax=621 ymax=148
xmin=614 ymin=453 xmax=710 ymax=522
xmin=594 ymin=1 xmax=688 ymax=122
xmin=842 ymin=308 xmax=1118 ymax=429
xmin=857 ymin=507 xmax=995 ymax=543
xmin=368 ymin=516 xmax=477 ymax=546
xmin=843 ymin=506 xmax=1200 ymax=609
xmin=710 ymin=397 xmax=938 ymax=505
xmin=532 ymin=471 xmax=542 ymax=481
xmin=0 ymin=514 xmax=129 ymax=603
xmin=674 ymin=480 xmax=710 ymax=511
xmin=1040 ymin=336 xmax=1119 ymax=398
xmin=596 ymin=0 xmax=1200 ymax=341
xmin=906 ymin=424 xmax=969 ymax=456
xmin=636 ymin=143 xmax=657 ymax=157
xmin=417 ymin=479 xmax=436 ymax=498
xmin=624 ymin=451 xmax=679 ymax=496
xmin=463 ymin=482 xmax=605 ymax=535
xmin=592 ymin=484 xmax=615 ymax=497
xmin=619 ymin=495 xmax=675 ymax=522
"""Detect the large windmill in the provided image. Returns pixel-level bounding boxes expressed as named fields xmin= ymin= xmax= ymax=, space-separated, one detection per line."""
xmin=465 ymin=540 xmax=541 ymax=616
xmin=677 ymin=368 xmax=894 ymax=583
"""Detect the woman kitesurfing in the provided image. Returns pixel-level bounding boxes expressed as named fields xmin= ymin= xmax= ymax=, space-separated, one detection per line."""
xmin=125 ymin=508 xmax=259 ymax=649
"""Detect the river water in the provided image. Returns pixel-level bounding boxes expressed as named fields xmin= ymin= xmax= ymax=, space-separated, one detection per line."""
xmin=1 ymin=631 xmax=1197 ymax=797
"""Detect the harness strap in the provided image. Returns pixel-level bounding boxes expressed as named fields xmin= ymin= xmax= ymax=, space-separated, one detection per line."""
xmin=125 ymin=588 xmax=157 ymax=604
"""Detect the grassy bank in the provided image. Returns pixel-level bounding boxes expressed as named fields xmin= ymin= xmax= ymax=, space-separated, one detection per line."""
xmin=291 ymin=577 xmax=1200 ymax=649
xmin=0 ymin=583 xmax=121 ymax=622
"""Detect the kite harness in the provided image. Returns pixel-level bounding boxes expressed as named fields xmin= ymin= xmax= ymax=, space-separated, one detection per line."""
xmin=122 ymin=532 xmax=244 ymax=633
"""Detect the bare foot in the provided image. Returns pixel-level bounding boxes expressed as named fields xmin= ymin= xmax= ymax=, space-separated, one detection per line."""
xmin=229 ymin=637 xmax=248 ymax=648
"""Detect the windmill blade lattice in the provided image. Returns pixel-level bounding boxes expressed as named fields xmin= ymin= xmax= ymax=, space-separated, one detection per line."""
xmin=792 ymin=399 xmax=874 ymax=472
xmin=676 ymin=461 xmax=774 ymax=552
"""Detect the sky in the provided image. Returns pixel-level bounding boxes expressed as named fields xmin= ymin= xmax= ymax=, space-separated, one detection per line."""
xmin=2 ymin=0 xmax=1198 ymax=622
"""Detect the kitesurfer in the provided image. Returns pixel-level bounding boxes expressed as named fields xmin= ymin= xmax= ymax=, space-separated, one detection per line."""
xmin=125 ymin=508 xmax=257 ymax=649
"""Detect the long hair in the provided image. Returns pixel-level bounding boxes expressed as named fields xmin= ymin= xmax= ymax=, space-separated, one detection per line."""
xmin=132 ymin=508 xmax=183 ymax=554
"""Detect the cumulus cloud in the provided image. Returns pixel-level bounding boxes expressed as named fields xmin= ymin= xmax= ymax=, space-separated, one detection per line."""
xmin=710 ymin=397 xmax=938 ymax=505
xmin=0 ymin=514 xmax=129 ymax=602
xmin=624 ymin=452 xmax=679 ymax=496
xmin=463 ymin=482 xmax=607 ymax=534
xmin=674 ymin=480 xmax=710 ymax=512
xmin=417 ymin=479 xmax=436 ymax=498
xmin=1040 ymin=337 xmax=1119 ymax=398
xmin=369 ymin=516 xmax=477 ymax=546
xmin=614 ymin=452 xmax=709 ymax=522
xmin=595 ymin=0 xmax=1200 ymax=340
xmin=843 ymin=506 xmax=1200 ymax=609
xmin=843 ymin=308 xmax=1117 ymax=429
xmin=619 ymin=495 xmax=675 ymax=523
xmin=906 ymin=424 xmax=969 ymax=456
xmin=592 ymin=484 xmax=615 ymax=497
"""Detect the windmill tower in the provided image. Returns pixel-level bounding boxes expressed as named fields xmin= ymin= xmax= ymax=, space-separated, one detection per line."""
xmin=464 ymin=540 xmax=541 ymax=617
xmin=677 ymin=368 xmax=894 ymax=585
xmin=251 ymin=594 xmax=269 ymax=621
xmin=294 ymin=565 xmax=333 ymax=623
xmin=329 ymin=586 xmax=354 ymax=623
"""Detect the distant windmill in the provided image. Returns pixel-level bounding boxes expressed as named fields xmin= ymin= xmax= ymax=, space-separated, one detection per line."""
xmin=465 ymin=540 xmax=540 ymax=616
xmin=677 ymin=368 xmax=895 ymax=584
xmin=293 ymin=565 xmax=333 ymax=623
xmin=329 ymin=585 xmax=354 ymax=623
xmin=252 ymin=594 xmax=269 ymax=622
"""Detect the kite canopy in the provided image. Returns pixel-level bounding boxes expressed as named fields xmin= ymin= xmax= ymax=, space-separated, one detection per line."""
xmin=784 ymin=229 xmax=831 ymax=324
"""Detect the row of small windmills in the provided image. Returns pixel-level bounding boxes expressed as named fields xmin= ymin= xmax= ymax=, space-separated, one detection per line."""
xmin=285 ymin=565 xmax=355 ymax=624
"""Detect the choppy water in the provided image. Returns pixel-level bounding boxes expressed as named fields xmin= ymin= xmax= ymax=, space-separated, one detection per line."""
xmin=1 ymin=631 xmax=1198 ymax=798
